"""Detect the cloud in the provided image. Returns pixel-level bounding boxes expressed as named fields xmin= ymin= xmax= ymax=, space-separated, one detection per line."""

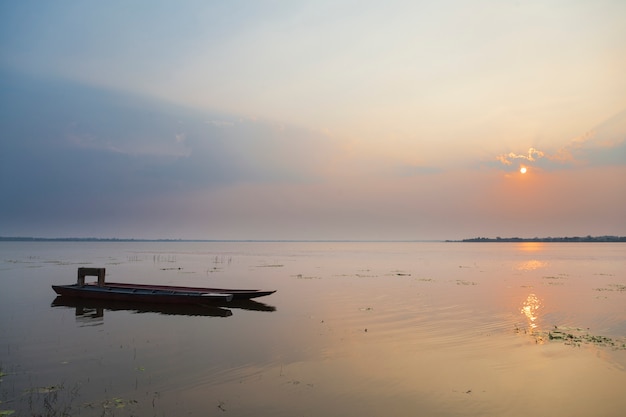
xmin=0 ymin=71 xmax=343 ymax=230
xmin=553 ymin=109 xmax=626 ymax=167
xmin=493 ymin=110 xmax=626 ymax=171
xmin=496 ymin=148 xmax=545 ymax=166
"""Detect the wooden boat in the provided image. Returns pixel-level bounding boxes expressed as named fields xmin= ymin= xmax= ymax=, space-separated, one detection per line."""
xmin=52 ymin=267 xmax=276 ymax=304
xmin=51 ymin=296 xmax=276 ymax=318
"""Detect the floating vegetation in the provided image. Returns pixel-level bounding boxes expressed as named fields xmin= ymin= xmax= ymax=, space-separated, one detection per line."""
xmin=212 ymin=255 xmax=232 ymax=264
xmin=594 ymin=284 xmax=626 ymax=292
xmin=284 ymin=380 xmax=314 ymax=388
xmin=42 ymin=260 xmax=82 ymax=266
xmin=21 ymin=385 xmax=66 ymax=396
xmin=388 ymin=270 xmax=411 ymax=276
xmin=0 ymin=368 xmax=14 ymax=416
xmin=416 ymin=277 xmax=434 ymax=282
xmin=153 ymin=254 xmax=176 ymax=263
xmin=547 ymin=327 xmax=626 ymax=349
xmin=103 ymin=397 xmax=138 ymax=410
xmin=0 ymin=375 xmax=143 ymax=417
xmin=294 ymin=274 xmax=320 ymax=280
xmin=517 ymin=325 xmax=626 ymax=350
xmin=256 ymin=264 xmax=284 ymax=268
xmin=455 ymin=280 xmax=477 ymax=286
xmin=83 ymin=396 xmax=139 ymax=414
xmin=541 ymin=276 xmax=566 ymax=286
xmin=207 ymin=266 xmax=222 ymax=273
xmin=17 ymin=382 xmax=81 ymax=417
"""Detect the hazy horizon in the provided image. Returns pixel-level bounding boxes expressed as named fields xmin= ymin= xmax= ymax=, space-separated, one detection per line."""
xmin=1 ymin=235 xmax=624 ymax=243
xmin=1 ymin=1 xmax=625 ymax=240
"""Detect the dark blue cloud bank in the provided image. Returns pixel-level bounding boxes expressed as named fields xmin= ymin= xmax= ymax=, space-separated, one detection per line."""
xmin=0 ymin=71 xmax=335 ymax=237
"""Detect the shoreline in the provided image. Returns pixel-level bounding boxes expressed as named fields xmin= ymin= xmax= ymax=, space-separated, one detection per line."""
xmin=1 ymin=236 xmax=625 ymax=243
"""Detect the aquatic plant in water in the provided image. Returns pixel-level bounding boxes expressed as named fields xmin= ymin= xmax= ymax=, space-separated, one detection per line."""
xmin=517 ymin=325 xmax=626 ymax=350
xmin=0 ymin=365 xmax=15 ymax=416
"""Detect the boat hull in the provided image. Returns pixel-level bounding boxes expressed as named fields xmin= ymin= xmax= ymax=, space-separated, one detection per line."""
xmin=52 ymin=282 xmax=276 ymax=303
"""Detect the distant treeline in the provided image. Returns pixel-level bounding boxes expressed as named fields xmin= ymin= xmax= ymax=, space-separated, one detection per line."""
xmin=2 ymin=236 xmax=625 ymax=243
xmin=0 ymin=237 xmax=377 ymax=243
xmin=0 ymin=237 xmax=187 ymax=242
xmin=459 ymin=236 xmax=626 ymax=242
xmin=0 ymin=237 xmax=358 ymax=242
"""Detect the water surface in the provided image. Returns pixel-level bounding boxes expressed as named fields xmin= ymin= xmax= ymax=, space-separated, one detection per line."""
xmin=1 ymin=241 xmax=625 ymax=416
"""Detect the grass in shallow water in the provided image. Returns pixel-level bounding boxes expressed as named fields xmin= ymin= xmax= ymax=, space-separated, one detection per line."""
xmin=516 ymin=325 xmax=626 ymax=350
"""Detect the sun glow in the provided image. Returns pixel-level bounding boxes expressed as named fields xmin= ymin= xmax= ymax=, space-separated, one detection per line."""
xmin=520 ymin=167 xmax=527 ymax=174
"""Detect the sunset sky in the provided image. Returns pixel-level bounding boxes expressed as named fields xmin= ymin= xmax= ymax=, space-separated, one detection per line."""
xmin=1 ymin=0 xmax=625 ymax=240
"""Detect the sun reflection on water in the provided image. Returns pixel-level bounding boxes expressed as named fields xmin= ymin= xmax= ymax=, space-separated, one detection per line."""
xmin=516 ymin=242 xmax=546 ymax=252
xmin=515 ymin=260 xmax=548 ymax=271
xmin=521 ymin=293 xmax=542 ymax=330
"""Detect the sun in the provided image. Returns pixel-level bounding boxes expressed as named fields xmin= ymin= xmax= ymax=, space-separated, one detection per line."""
xmin=520 ymin=167 xmax=527 ymax=174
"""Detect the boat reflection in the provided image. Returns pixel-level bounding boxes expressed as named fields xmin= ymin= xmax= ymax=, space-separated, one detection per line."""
xmin=52 ymin=296 xmax=276 ymax=322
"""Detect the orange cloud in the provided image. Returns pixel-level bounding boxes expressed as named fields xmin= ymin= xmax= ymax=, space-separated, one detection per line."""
xmin=496 ymin=147 xmax=545 ymax=166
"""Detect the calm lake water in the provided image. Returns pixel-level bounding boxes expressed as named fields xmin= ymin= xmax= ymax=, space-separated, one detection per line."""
xmin=1 ymin=241 xmax=625 ymax=416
